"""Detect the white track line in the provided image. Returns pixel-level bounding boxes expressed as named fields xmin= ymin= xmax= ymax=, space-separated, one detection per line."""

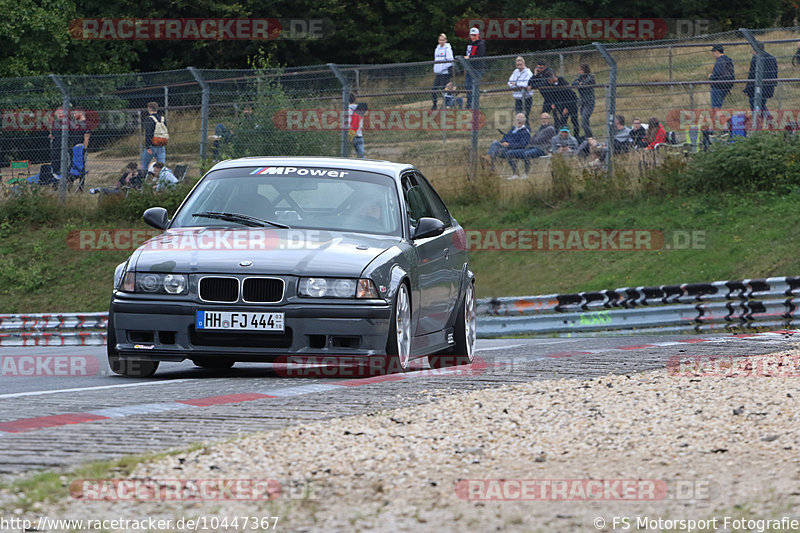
xmin=0 ymin=379 xmax=193 ymax=400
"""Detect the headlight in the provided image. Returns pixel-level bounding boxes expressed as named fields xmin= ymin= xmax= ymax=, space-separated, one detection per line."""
xmin=298 ymin=278 xmax=378 ymax=299
xmin=120 ymin=272 xmax=189 ymax=295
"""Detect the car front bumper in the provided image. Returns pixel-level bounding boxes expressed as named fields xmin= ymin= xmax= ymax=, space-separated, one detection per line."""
xmin=110 ymin=296 xmax=393 ymax=362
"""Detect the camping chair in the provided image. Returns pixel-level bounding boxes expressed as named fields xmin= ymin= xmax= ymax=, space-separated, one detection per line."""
xmin=10 ymin=160 xmax=30 ymax=181
xmin=69 ymin=144 xmax=88 ymax=192
xmin=173 ymin=164 xmax=188 ymax=182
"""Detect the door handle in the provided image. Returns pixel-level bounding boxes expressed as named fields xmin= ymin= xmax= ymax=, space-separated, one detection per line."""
xmin=443 ymin=247 xmax=449 ymax=260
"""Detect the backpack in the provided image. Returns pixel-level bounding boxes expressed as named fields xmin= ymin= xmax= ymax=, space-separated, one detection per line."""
xmin=151 ymin=115 xmax=169 ymax=146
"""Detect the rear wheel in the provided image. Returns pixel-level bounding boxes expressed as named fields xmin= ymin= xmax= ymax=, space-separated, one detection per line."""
xmin=193 ymin=357 xmax=235 ymax=369
xmin=429 ymin=281 xmax=476 ymax=369
xmin=107 ymin=313 xmax=159 ymax=378
xmin=384 ymin=283 xmax=412 ymax=373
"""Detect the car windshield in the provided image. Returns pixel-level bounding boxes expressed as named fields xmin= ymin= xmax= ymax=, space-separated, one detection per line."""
xmin=171 ymin=166 xmax=403 ymax=236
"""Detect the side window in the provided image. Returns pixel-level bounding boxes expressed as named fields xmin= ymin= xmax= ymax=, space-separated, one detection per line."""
xmin=401 ymin=172 xmax=433 ymax=228
xmin=414 ymin=172 xmax=452 ymax=227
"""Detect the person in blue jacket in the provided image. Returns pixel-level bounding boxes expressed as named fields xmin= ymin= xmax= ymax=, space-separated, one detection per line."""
xmin=709 ymin=44 xmax=735 ymax=110
xmin=485 ymin=113 xmax=530 ymax=172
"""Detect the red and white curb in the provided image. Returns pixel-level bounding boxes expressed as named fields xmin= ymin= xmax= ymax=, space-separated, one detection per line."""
xmin=0 ymin=330 xmax=795 ymax=435
xmin=0 ymin=363 xmax=489 ymax=435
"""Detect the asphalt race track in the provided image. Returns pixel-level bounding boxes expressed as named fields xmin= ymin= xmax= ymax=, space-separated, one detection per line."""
xmin=0 ymin=332 xmax=795 ymax=477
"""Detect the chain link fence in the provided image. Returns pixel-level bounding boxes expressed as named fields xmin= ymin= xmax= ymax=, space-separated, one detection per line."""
xmin=1 ymin=26 xmax=800 ymax=201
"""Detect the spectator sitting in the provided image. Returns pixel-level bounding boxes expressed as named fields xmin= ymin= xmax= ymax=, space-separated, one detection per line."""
xmin=644 ymin=117 xmax=667 ymax=150
xmin=612 ymin=115 xmax=633 ymax=154
xmin=551 ymin=127 xmax=578 ymax=155
xmin=577 ymin=137 xmax=608 ymax=166
xmin=443 ymin=81 xmax=463 ymax=109
xmin=90 ymin=162 xmax=144 ymax=195
xmin=118 ymin=162 xmax=144 ymax=190
xmin=153 ymin=161 xmax=178 ymax=191
xmin=484 ymin=113 xmax=530 ymax=172
xmin=505 ymin=112 xmax=556 ymax=176
xmin=630 ymin=118 xmax=648 ymax=149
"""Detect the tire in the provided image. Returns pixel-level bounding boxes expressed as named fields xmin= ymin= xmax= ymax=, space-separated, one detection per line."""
xmin=107 ymin=312 xmax=159 ymax=378
xmin=429 ymin=281 xmax=476 ymax=369
xmin=193 ymin=357 xmax=235 ymax=369
xmin=384 ymin=282 xmax=412 ymax=373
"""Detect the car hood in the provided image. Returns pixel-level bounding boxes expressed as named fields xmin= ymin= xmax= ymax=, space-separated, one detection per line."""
xmin=132 ymin=227 xmax=402 ymax=277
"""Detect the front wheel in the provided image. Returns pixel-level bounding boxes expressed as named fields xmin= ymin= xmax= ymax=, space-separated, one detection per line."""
xmin=384 ymin=283 xmax=412 ymax=373
xmin=429 ymin=281 xmax=476 ymax=369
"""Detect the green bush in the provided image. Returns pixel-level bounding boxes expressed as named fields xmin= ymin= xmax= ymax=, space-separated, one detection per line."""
xmin=678 ymin=132 xmax=800 ymax=194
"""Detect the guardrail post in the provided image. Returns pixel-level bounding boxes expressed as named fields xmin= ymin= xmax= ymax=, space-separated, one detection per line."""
xmin=740 ymin=29 xmax=764 ymax=131
xmin=328 ymin=63 xmax=350 ymax=158
xmin=593 ymin=43 xmax=616 ymax=176
xmin=49 ymin=74 xmax=70 ymax=206
xmin=188 ymin=67 xmax=210 ymax=161
xmin=457 ymin=57 xmax=480 ymax=181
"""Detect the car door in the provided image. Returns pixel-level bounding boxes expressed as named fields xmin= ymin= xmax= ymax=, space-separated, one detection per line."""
xmin=401 ymin=171 xmax=456 ymax=335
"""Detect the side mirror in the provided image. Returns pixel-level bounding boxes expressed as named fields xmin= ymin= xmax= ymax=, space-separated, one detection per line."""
xmin=143 ymin=207 xmax=170 ymax=230
xmin=412 ymin=217 xmax=445 ymax=240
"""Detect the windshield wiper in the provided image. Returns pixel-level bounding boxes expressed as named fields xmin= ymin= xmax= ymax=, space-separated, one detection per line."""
xmin=192 ymin=211 xmax=291 ymax=229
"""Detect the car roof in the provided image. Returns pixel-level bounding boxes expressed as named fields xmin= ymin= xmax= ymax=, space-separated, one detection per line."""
xmin=208 ymin=157 xmax=415 ymax=177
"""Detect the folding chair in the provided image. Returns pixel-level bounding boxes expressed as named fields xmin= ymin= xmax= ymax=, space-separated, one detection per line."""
xmin=173 ymin=164 xmax=188 ymax=181
xmin=10 ymin=160 xmax=30 ymax=181
xmin=69 ymin=145 xmax=88 ymax=192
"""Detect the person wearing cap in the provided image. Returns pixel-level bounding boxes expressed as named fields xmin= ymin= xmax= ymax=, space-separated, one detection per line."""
xmin=551 ymin=126 xmax=578 ymax=155
xmin=464 ymin=27 xmax=486 ymax=109
xmin=709 ymin=44 xmax=735 ymax=110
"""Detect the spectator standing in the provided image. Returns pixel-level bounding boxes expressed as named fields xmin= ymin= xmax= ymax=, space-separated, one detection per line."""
xmin=347 ymin=93 xmax=367 ymax=158
xmin=709 ymin=44 xmax=735 ymax=110
xmin=505 ymin=112 xmax=556 ymax=176
xmin=644 ymin=117 xmax=667 ymax=150
xmin=612 ymin=115 xmax=633 ymax=154
xmin=508 ymin=57 xmax=534 ymax=122
xmin=744 ymin=43 xmax=778 ymax=119
xmin=431 ymin=33 xmax=454 ymax=110
xmin=463 ymin=27 xmax=486 ymax=109
xmin=153 ymin=161 xmax=178 ymax=191
xmin=142 ymin=102 xmax=167 ymax=172
xmin=484 ymin=113 xmax=530 ymax=173
xmin=572 ymin=64 xmax=595 ymax=139
xmin=49 ymin=108 xmax=90 ymax=176
xmin=529 ymin=61 xmax=555 ymax=113
xmin=551 ymin=127 xmax=578 ymax=155
xmin=541 ymin=75 xmax=579 ymax=137
xmin=630 ymin=118 xmax=648 ymax=148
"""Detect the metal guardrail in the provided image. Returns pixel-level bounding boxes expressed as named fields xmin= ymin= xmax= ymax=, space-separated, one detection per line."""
xmin=2 ymin=276 xmax=799 ymax=344
xmin=477 ymin=276 xmax=800 ymax=337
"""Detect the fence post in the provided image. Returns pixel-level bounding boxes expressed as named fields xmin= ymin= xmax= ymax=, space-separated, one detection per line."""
xmin=49 ymin=74 xmax=70 ymax=206
xmin=163 ymin=86 xmax=169 ymax=122
xmin=328 ymin=63 xmax=350 ymax=158
xmin=740 ymin=29 xmax=764 ymax=131
xmin=457 ymin=57 xmax=480 ymax=181
xmin=668 ymin=46 xmax=673 ymax=82
xmin=593 ymin=43 xmax=616 ymax=175
xmin=559 ymin=53 xmax=565 ymax=76
xmin=188 ymin=67 xmax=210 ymax=161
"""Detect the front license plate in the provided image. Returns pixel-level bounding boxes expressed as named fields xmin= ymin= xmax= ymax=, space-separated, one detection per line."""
xmin=196 ymin=311 xmax=285 ymax=332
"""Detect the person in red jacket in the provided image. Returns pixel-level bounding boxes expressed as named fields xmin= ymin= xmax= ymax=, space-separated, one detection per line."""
xmin=645 ymin=117 xmax=667 ymax=150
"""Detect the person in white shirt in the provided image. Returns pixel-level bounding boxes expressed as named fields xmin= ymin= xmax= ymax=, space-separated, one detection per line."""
xmin=152 ymin=161 xmax=178 ymax=191
xmin=508 ymin=57 xmax=534 ymax=123
xmin=431 ymin=33 xmax=454 ymax=110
